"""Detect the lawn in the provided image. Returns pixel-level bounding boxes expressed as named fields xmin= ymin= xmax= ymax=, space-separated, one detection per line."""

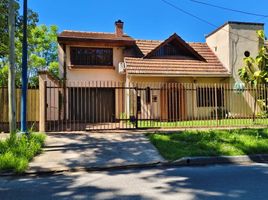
xmin=138 ymin=118 xmax=268 ymax=128
xmin=0 ymin=133 xmax=46 ymax=173
xmin=147 ymin=128 xmax=268 ymax=161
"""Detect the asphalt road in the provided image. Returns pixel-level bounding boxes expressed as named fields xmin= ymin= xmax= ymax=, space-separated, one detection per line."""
xmin=1 ymin=164 xmax=268 ymax=200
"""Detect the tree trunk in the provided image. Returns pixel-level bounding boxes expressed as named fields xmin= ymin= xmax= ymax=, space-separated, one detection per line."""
xmin=8 ymin=0 xmax=16 ymax=134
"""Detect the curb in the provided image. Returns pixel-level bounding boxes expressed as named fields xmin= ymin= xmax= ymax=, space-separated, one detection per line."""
xmin=0 ymin=161 xmax=164 ymax=177
xmin=1 ymin=154 xmax=268 ymax=177
xmin=168 ymin=154 xmax=268 ymax=166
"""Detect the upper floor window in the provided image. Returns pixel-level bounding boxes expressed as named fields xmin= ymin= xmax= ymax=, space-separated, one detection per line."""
xmin=70 ymin=47 xmax=113 ymax=66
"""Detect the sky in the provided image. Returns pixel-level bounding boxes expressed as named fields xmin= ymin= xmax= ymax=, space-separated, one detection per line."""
xmin=20 ymin=0 xmax=268 ymax=42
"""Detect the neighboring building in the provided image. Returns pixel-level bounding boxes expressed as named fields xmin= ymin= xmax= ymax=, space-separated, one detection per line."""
xmin=39 ymin=20 xmax=265 ymax=130
xmin=206 ymin=21 xmax=264 ymax=83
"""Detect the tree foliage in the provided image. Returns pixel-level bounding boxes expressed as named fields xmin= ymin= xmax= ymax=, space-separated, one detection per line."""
xmin=238 ymin=30 xmax=268 ymax=118
xmin=0 ymin=0 xmax=59 ymax=86
xmin=238 ymin=30 xmax=268 ymax=86
xmin=18 ymin=25 xmax=59 ymax=86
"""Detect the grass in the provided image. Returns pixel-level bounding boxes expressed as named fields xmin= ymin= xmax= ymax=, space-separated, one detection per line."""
xmin=138 ymin=118 xmax=268 ymax=128
xmin=0 ymin=133 xmax=46 ymax=173
xmin=147 ymin=128 xmax=268 ymax=161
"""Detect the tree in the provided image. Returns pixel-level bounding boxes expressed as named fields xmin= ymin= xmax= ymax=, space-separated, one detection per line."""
xmin=8 ymin=0 xmax=16 ymax=134
xmin=0 ymin=1 xmax=59 ymax=87
xmin=0 ymin=0 xmax=38 ymax=60
xmin=238 ymin=30 xmax=268 ymax=119
xmin=26 ymin=24 xmax=59 ymax=86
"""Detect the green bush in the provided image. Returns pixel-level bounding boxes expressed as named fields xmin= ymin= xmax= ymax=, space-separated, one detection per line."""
xmin=0 ymin=133 xmax=46 ymax=173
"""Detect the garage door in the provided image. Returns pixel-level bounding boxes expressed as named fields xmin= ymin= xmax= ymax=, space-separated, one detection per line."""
xmin=68 ymin=87 xmax=115 ymax=123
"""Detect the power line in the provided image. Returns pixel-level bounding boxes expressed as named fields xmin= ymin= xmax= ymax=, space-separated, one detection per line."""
xmin=189 ymin=0 xmax=268 ymax=18
xmin=161 ymin=0 xmax=217 ymax=28
xmin=160 ymin=0 xmax=259 ymax=43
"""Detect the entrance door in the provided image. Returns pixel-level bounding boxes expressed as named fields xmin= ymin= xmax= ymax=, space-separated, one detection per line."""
xmin=161 ymin=83 xmax=186 ymax=121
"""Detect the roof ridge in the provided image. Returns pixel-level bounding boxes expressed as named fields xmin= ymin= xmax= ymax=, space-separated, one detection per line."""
xmin=61 ymin=30 xmax=115 ymax=35
xmin=135 ymin=39 xmax=163 ymax=42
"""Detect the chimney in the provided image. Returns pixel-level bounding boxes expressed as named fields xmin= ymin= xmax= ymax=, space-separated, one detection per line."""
xmin=115 ymin=20 xmax=124 ymax=37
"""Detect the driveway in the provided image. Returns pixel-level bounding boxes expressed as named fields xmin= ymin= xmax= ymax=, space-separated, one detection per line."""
xmin=29 ymin=132 xmax=164 ymax=172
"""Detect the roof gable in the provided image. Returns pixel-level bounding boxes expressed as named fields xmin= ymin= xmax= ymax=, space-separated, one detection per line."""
xmin=144 ymin=33 xmax=206 ymax=61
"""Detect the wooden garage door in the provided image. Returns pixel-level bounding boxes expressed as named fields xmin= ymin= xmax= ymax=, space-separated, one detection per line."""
xmin=68 ymin=88 xmax=115 ymax=123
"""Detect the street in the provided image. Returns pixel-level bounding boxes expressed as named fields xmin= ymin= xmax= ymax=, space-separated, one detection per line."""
xmin=0 ymin=164 xmax=268 ymax=200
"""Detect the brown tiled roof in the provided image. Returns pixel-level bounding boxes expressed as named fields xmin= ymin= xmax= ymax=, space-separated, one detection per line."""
xmin=125 ymin=41 xmax=230 ymax=76
xmin=58 ymin=30 xmax=134 ymax=41
xmin=135 ymin=40 xmax=161 ymax=55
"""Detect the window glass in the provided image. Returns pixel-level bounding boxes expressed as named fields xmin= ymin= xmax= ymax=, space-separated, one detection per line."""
xmin=197 ymin=87 xmax=224 ymax=107
xmin=70 ymin=47 xmax=113 ymax=66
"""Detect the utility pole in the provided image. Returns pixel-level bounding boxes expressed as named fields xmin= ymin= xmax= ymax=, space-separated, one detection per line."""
xmin=8 ymin=0 xmax=16 ymax=134
xmin=21 ymin=0 xmax=28 ymax=133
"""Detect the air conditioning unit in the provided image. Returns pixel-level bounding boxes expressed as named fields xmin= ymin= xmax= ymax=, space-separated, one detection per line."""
xmin=118 ymin=62 xmax=126 ymax=73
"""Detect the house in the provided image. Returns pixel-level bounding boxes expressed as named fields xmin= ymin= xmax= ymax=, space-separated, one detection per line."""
xmin=39 ymin=20 xmax=265 ymax=131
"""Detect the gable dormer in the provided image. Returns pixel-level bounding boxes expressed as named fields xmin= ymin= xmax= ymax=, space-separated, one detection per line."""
xmin=144 ymin=33 xmax=206 ymax=61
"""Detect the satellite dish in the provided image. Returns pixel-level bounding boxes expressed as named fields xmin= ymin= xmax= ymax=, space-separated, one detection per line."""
xmin=233 ymin=82 xmax=245 ymax=93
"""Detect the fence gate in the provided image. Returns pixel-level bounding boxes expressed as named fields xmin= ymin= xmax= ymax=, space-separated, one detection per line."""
xmin=45 ymin=81 xmax=138 ymax=131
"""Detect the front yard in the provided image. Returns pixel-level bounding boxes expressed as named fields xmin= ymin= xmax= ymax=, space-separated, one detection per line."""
xmin=147 ymin=128 xmax=268 ymax=161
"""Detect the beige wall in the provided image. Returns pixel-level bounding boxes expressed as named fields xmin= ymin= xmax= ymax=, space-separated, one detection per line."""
xmin=206 ymin=24 xmax=230 ymax=73
xmin=58 ymin=44 xmax=125 ymax=82
xmin=128 ymin=76 xmax=230 ymax=120
xmin=206 ymin=23 xmax=264 ymax=83
xmin=127 ymin=76 xmax=257 ymax=120
xmin=229 ymin=23 xmax=263 ymax=82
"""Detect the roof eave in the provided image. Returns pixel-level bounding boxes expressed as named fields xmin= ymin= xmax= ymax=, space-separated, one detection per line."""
xmin=205 ymin=21 xmax=265 ymax=39
xmin=127 ymin=72 xmax=232 ymax=78
xmin=57 ymin=37 xmax=136 ymax=46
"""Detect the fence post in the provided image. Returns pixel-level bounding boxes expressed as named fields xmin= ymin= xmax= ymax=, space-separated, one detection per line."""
xmin=215 ymin=83 xmax=218 ymax=126
xmin=39 ymin=80 xmax=47 ymax=132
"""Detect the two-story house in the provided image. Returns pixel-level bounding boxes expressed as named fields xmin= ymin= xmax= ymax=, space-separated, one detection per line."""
xmin=39 ymin=20 xmax=265 ymax=131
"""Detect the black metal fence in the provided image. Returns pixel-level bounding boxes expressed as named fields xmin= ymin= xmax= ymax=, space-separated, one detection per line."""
xmin=44 ymin=81 xmax=268 ymax=132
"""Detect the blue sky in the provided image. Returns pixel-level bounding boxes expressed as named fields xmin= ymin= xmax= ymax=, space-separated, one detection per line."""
xmin=21 ymin=0 xmax=268 ymax=42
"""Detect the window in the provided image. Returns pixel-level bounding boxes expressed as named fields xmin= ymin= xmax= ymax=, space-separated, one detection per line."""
xmin=197 ymin=87 xmax=224 ymax=107
xmin=70 ymin=47 xmax=113 ymax=66
xmin=154 ymin=43 xmax=180 ymax=57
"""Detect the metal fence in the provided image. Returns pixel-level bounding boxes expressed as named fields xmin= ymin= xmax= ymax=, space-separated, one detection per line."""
xmin=44 ymin=81 xmax=268 ymax=132
xmin=0 ymin=87 xmax=39 ymax=133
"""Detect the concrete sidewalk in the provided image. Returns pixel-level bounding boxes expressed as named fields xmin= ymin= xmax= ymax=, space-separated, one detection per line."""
xmin=28 ymin=132 xmax=165 ymax=173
